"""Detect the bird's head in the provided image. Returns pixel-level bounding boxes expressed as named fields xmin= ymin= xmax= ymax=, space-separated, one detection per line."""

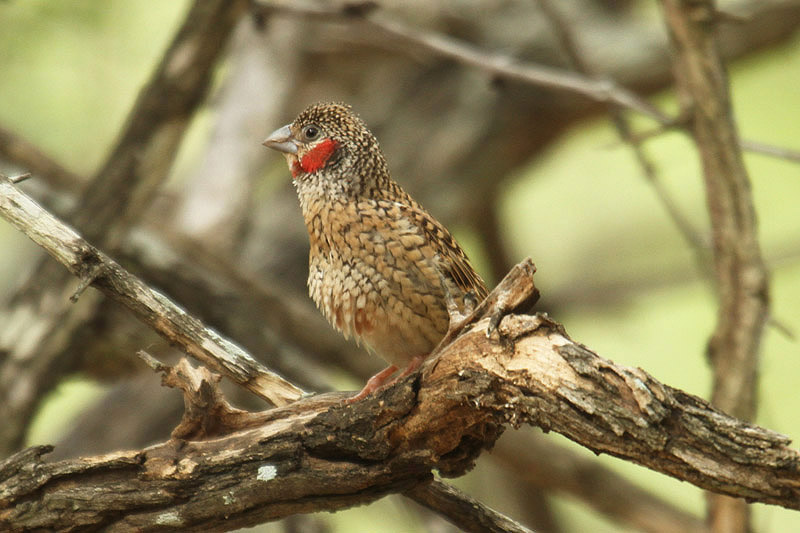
xmin=263 ymin=103 xmax=389 ymax=196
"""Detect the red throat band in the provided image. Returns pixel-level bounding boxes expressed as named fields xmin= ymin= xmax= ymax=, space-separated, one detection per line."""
xmin=297 ymin=138 xmax=339 ymax=177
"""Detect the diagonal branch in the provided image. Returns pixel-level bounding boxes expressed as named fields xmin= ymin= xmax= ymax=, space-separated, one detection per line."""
xmin=406 ymin=480 xmax=536 ymax=533
xmin=0 ymin=267 xmax=797 ymax=531
xmin=258 ymin=0 xmax=668 ymax=121
xmin=535 ymin=0 xmax=712 ymax=280
xmin=0 ymin=0 xmax=250 ymax=457
xmin=255 ymin=0 xmax=800 ymax=164
xmin=18 ymin=194 xmax=715 ymax=532
xmin=1 ymin=175 xmax=797 ymax=531
xmin=0 ymin=175 xmax=303 ymax=406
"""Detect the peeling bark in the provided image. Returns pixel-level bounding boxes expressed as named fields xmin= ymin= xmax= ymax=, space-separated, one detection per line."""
xmin=1 ymin=308 xmax=797 ymax=531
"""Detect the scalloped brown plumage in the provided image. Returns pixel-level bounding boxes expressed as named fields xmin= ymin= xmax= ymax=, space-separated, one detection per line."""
xmin=264 ymin=102 xmax=487 ymax=401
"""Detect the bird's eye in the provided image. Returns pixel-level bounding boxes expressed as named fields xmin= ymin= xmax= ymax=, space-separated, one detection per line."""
xmin=302 ymin=125 xmax=320 ymax=140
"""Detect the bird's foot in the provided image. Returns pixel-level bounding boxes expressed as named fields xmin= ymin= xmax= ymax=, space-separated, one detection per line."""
xmin=345 ymin=364 xmax=398 ymax=404
xmin=345 ymin=356 xmax=425 ymax=404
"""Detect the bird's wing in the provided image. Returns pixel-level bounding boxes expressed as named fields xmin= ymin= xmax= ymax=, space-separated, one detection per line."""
xmin=380 ymin=199 xmax=488 ymax=302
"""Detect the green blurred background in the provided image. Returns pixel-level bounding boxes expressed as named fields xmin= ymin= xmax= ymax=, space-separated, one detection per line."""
xmin=1 ymin=1 xmax=798 ymax=531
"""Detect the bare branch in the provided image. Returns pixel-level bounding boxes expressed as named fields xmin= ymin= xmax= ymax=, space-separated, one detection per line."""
xmin=0 ymin=4 xmax=796 ymax=529
xmin=535 ymin=0 xmax=712 ymax=279
xmin=258 ymin=0 xmax=669 ymax=122
xmin=0 ymin=175 xmax=304 ymax=405
xmin=0 ymin=0 xmax=250 ymax=456
xmin=6 ymin=173 xmax=31 ymax=184
xmin=47 ymin=226 xmax=713 ymax=532
xmin=1 ymin=263 xmax=797 ymax=530
xmin=660 ymin=2 xmax=771 ymax=531
xmin=255 ymin=0 xmax=800 ymax=164
xmin=407 ymin=480 xmax=536 ymax=533
xmin=740 ymin=138 xmax=800 ymax=162
xmin=0 ymin=220 xmax=794 ymax=530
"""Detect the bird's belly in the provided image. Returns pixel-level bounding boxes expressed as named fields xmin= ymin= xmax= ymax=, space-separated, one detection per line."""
xmin=308 ymin=255 xmax=449 ymax=367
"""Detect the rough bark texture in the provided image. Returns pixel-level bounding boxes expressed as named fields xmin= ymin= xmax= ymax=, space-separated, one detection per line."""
xmin=1 ymin=180 xmax=797 ymax=530
xmin=1 ymin=310 xmax=797 ymax=532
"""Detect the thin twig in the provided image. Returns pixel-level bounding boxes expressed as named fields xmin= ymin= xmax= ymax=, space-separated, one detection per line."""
xmin=136 ymin=350 xmax=166 ymax=372
xmin=740 ymin=138 xmax=800 ymax=162
xmin=407 ymin=480 xmax=537 ymax=533
xmin=70 ymin=263 xmax=105 ymax=302
xmin=259 ymin=0 xmax=668 ymax=122
xmin=255 ymin=0 xmax=800 ymax=164
xmin=7 ymin=173 xmax=31 ymax=184
xmin=536 ymin=0 xmax=712 ymax=277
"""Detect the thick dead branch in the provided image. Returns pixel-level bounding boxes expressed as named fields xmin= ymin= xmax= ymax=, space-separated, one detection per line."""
xmin=1 ymin=4 xmax=792 ymax=528
xmin=46 ymin=229 xmax=710 ymax=532
xmin=1 ymin=284 xmax=797 ymax=530
xmin=0 ymin=179 xmax=796 ymax=529
xmin=661 ymin=2 xmax=772 ymax=531
xmin=0 ymin=176 xmax=303 ymax=406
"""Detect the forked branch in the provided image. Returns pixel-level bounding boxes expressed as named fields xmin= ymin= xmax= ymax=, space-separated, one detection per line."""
xmin=0 ymin=176 xmax=798 ymax=531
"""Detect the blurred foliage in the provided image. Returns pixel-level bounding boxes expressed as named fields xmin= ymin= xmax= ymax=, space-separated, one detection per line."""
xmin=1 ymin=1 xmax=798 ymax=532
xmin=0 ymin=0 xmax=189 ymax=174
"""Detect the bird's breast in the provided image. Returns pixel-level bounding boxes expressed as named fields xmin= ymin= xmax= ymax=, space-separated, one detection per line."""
xmin=303 ymin=199 xmax=451 ymax=365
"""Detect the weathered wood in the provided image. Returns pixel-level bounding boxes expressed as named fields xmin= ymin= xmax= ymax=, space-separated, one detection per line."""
xmin=1 ymin=284 xmax=797 ymax=531
xmin=0 ymin=176 xmax=304 ymax=406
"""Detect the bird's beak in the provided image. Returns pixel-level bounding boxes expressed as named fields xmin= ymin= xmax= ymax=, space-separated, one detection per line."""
xmin=262 ymin=124 xmax=298 ymax=154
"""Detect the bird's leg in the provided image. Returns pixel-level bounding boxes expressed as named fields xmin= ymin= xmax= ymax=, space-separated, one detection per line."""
xmin=345 ymin=354 xmax=426 ymax=403
xmin=394 ymin=355 xmax=424 ymax=379
xmin=345 ymin=364 xmax=398 ymax=404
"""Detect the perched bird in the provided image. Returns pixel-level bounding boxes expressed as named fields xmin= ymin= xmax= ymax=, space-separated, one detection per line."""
xmin=263 ymin=103 xmax=487 ymax=402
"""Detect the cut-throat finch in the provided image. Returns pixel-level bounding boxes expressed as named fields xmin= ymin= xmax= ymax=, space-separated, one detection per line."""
xmin=264 ymin=102 xmax=487 ymax=402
